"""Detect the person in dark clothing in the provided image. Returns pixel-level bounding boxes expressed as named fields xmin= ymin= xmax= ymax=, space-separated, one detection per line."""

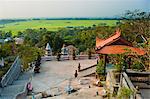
xmin=78 ymin=63 xmax=81 ymax=72
xmin=57 ymin=52 xmax=61 ymax=61
xmin=74 ymin=70 xmax=78 ymax=78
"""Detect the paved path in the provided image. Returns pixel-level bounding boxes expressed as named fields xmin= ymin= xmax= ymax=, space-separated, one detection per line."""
xmin=31 ymin=59 xmax=97 ymax=93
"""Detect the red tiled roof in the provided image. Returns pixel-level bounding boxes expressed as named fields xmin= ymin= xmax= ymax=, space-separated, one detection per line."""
xmin=96 ymin=45 xmax=145 ymax=55
xmin=96 ymin=29 xmax=145 ymax=55
xmin=96 ymin=29 xmax=121 ymax=48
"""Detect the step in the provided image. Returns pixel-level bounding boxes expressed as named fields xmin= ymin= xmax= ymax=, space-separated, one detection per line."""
xmin=13 ymin=80 xmax=28 ymax=85
xmin=18 ymin=73 xmax=31 ymax=80
xmin=0 ymin=87 xmax=2 ymax=94
xmin=1 ymin=85 xmax=25 ymax=96
xmin=0 ymin=95 xmax=14 ymax=99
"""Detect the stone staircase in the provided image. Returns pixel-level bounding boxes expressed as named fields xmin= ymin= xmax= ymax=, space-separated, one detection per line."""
xmin=0 ymin=56 xmax=32 ymax=99
xmin=0 ymin=72 xmax=31 ymax=99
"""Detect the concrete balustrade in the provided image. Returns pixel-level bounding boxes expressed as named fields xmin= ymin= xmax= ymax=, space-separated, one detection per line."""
xmin=0 ymin=56 xmax=21 ymax=87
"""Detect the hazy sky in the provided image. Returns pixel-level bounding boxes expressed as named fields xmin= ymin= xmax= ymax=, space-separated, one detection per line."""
xmin=0 ymin=0 xmax=149 ymax=19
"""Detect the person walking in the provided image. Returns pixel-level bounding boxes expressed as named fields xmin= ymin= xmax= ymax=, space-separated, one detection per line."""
xmin=74 ymin=70 xmax=78 ymax=78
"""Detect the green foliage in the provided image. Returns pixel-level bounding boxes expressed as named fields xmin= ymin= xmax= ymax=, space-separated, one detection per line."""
xmin=0 ymin=42 xmax=17 ymax=77
xmin=0 ymin=42 xmax=17 ymax=58
xmin=115 ymin=63 xmax=123 ymax=72
xmin=52 ymin=33 xmax=64 ymax=54
xmin=17 ymin=45 xmax=44 ymax=70
xmin=120 ymin=10 xmax=150 ymax=43
xmin=117 ymin=87 xmax=133 ymax=99
xmin=0 ymin=56 xmax=16 ymax=77
xmin=111 ymin=54 xmax=125 ymax=72
xmin=22 ymin=28 xmax=64 ymax=54
xmin=96 ymin=26 xmax=116 ymax=39
xmin=96 ymin=59 xmax=105 ymax=75
xmin=0 ymin=30 xmax=12 ymax=39
xmin=0 ymin=71 xmax=4 ymax=77
xmin=131 ymin=61 xmax=144 ymax=71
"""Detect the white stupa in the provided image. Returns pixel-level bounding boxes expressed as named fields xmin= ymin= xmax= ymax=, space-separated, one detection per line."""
xmin=45 ymin=43 xmax=52 ymax=56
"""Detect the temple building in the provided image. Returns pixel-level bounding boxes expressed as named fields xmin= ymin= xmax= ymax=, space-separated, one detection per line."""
xmin=14 ymin=37 xmax=24 ymax=45
xmin=96 ymin=29 xmax=149 ymax=99
xmin=96 ymin=29 xmax=145 ymax=73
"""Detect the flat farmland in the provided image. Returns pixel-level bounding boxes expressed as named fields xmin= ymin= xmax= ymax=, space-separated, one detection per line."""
xmin=0 ymin=20 xmax=118 ymax=35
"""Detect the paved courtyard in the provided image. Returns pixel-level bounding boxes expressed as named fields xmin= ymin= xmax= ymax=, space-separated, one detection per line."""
xmin=31 ymin=59 xmax=97 ymax=93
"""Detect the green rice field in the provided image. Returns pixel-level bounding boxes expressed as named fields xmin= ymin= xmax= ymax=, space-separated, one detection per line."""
xmin=0 ymin=20 xmax=118 ymax=35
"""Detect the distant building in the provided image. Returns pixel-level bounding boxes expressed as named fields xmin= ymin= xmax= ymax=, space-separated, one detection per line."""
xmin=4 ymin=37 xmax=12 ymax=42
xmin=61 ymin=44 xmax=78 ymax=55
xmin=14 ymin=37 xmax=24 ymax=44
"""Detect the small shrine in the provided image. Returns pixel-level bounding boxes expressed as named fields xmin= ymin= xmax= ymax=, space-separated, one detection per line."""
xmin=45 ymin=43 xmax=52 ymax=56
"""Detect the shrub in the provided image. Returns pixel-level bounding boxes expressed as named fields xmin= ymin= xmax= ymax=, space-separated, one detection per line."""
xmin=96 ymin=59 xmax=105 ymax=75
xmin=131 ymin=61 xmax=144 ymax=71
xmin=117 ymin=87 xmax=133 ymax=99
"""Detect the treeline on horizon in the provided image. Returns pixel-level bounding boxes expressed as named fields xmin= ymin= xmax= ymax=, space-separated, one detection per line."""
xmin=0 ymin=17 xmax=122 ymax=25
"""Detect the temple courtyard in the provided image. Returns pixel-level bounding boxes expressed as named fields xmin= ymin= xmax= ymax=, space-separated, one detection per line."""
xmin=28 ymin=58 xmax=104 ymax=99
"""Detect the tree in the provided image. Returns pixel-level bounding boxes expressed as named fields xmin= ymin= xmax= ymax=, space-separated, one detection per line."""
xmin=52 ymin=33 xmax=64 ymax=54
xmin=4 ymin=31 xmax=12 ymax=38
xmin=120 ymin=10 xmax=150 ymax=71
xmin=0 ymin=42 xmax=16 ymax=58
xmin=17 ymin=45 xmax=44 ymax=70
xmin=120 ymin=10 xmax=150 ymax=42
xmin=114 ymin=54 xmax=125 ymax=72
